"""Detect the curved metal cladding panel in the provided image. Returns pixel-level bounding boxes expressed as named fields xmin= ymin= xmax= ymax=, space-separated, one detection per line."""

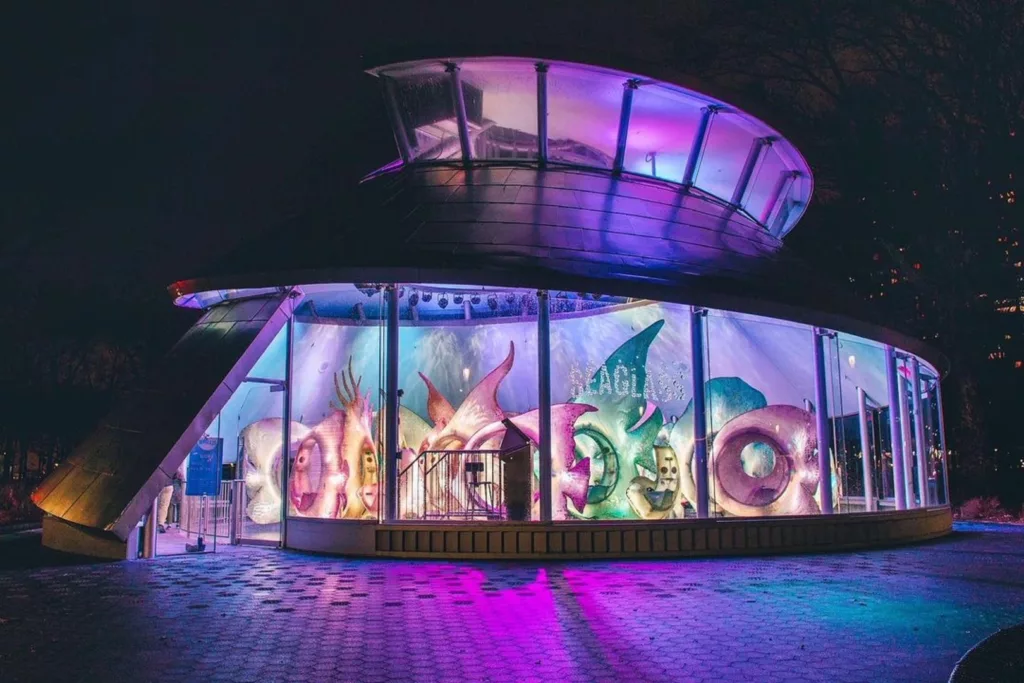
xmin=178 ymin=164 xmax=872 ymax=327
xmin=32 ymin=292 xmax=300 ymax=540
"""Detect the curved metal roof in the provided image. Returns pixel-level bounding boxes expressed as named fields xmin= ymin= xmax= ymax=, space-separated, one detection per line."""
xmin=367 ymin=57 xmax=813 ymax=238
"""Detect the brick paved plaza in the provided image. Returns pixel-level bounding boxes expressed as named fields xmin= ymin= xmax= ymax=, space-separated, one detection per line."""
xmin=1 ymin=523 xmax=1022 ymax=683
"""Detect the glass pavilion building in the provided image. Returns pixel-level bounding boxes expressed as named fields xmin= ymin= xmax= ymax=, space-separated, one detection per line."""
xmin=34 ymin=56 xmax=951 ymax=559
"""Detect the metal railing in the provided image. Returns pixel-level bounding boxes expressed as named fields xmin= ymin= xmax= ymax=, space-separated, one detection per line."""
xmin=398 ymin=449 xmax=507 ymax=521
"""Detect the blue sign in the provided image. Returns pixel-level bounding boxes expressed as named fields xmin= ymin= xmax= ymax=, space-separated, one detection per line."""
xmin=186 ymin=437 xmax=224 ymax=496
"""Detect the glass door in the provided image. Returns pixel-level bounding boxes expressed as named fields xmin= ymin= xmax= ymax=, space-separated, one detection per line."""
xmin=232 ymin=379 xmax=287 ymax=546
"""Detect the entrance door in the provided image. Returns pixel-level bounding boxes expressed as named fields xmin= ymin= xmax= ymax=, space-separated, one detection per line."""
xmin=231 ymin=379 xmax=287 ymax=546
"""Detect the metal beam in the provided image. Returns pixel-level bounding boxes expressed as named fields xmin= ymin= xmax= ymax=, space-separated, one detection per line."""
xmin=886 ymin=345 xmax=907 ymax=510
xmin=897 ymin=359 xmax=915 ymax=507
xmin=761 ymin=170 xmax=800 ymax=230
xmin=612 ymin=79 xmax=640 ymax=173
xmin=812 ymin=328 xmax=834 ymax=514
xmin=934 ymin=376 xmax=950 ymax=505
xmin=280 ymin=310 xmax=295 ymax=546
xmin=689 ymin=306 xmax=709 ymax=518
xmin=537 ymin=290 xmax=553 ymax=521
xmin=682 ymin=106 xmax=718 ymax=186
xmin=536 ymin=62 xmax=549 ymax=163
xmin=384 ymin=284 xmax=400 ymax=521
xmin=731 ymin=136 xmax=773 ymax=207
xmin=381 ymin=75 xmax=413 ymax=163
xmin=911 ymin=358 xmax=930 ymax=506
xmin=446 ymin=62 xmax=472 ymax=162
xmin=858 ymin=387 xmax=875 ymax=512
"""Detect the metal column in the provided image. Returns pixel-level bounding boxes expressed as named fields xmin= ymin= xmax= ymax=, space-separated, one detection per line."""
xmin=280 ymin=312 xmax=294 ymax=547
xmin=885 ymin=345 xmax=907 ymax=510
xmin=812 ymin=329 xmax=834 ymax=514
xmin=935 ymin=377 xmax=950 ymax=505
xmin=612 ymin=79 xmax=639 ymax=173
xmin=911 ymin=358 xmax=929 ymax=506
xmin=857 ymin=387 xmax=875 ymax=512
xmin=682 ymin=106 xmax=717 ymax=186
xmin=689 ymin=307 xmax=709 ymax=518
xmin=897 ymin=361 xmax=915 ymax=507
xmin=384 ymin=284 xmax=400 ymax=521
xmin=446 ymin=63 xmax=472 ymax=162
xmin=536 ymin=62 xmax=548 ymax=163
xmin=537 ymin=290 xmax=553 ymax=521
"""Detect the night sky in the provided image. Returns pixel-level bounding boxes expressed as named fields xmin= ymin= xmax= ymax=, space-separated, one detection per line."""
xmin=4 ymin=3 xmax=695 ymax=302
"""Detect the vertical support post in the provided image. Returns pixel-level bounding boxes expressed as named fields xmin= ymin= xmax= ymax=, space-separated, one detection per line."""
xmin=682 ymin=106 xmax=718 ymax=186
xmin=812 ymin=329 xmax=834 ymax=514
xmin=885 ymin=345 xmax=907 ymax=510
xmin=911 ymin=358 xmax=929 ymax=506
xmin=612 ymin=79 xmax=640 ymax=173
xmin=446 ymin=62 xmax=472 ymax=163
xmin=731 ymin=137 xmax=772 ymax=208
xmin=463 ymin=299 xmax=471 ymax=320
xmin=384 ymin=284 xmax=401 ymax=521
xmin=689 ymin=307 xmax=709 ymax=518
xmin=934 ymin=376 xmax=950 ymax=505
xmin=537 ymin=290 xmax=553 ymax=522
xmin=897 ymin=360 xmax=914 ymax=506
xmin=280 ymin=310 xmax=294 ymax=547
xmin=381 ymin=75 xmax=413 ymax=163
xmin=142 ymin=498 xmax=158 ymax=559
xmin=535 ymin=62 xmax=549 ymax=164
xmin=857 ymin=387 xmax=875 ymax=512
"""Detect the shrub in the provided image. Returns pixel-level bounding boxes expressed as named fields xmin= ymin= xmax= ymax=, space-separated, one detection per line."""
xmin=958 ymin=496 xmax=1011 ymax=521
xmin=0 ymin=482 xmax=42 ymax=526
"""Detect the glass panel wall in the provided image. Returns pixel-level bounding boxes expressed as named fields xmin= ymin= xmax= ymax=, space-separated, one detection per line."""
xmin=459 ymin=60 xmax=539 ymax=160
xmin=701 ymin=309 xmax=822 ymax=517
xmin=623 ymin=85 xmax=705 ymax=183
xmin=206 ymin=282 xmax=949 ymax=526
xmin=546 ymin=67 xmax=623 ymax=168
xmin=287 ymin=285 xmax=386 ymax=520
xmin=393 ymin=286 xmax=539 ymax=521
xmin=550 ymin=297 xmax=692 ymax=520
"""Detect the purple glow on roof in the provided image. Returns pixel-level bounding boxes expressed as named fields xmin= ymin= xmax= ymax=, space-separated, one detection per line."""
xmin=369 ymin=57 xmax=813 ymax=237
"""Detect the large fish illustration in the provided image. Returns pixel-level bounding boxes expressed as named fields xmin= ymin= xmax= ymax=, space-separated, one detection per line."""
xmin=670 ymin=376 xmax=767 ymax=517
xmin=570 ymin=320 xmax=665 ymax=519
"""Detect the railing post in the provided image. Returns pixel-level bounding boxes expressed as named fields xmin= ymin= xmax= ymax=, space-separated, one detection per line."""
xmin=385 ymin=284 xmax=401 ymax=521
xmin=813 ymin=328 xmax=834 ymax=514
xmin=682 ymin=106 xmax=718 ymax=186
xmin=689 ymin=306 xmax=709 ymax=518
xmin=537 ymin=290 xmax=553 ymax=522
xmin=885 ymin=345 xmax=907 ymax=510
xmin=612 ymin=79 xmax=640 ymax=173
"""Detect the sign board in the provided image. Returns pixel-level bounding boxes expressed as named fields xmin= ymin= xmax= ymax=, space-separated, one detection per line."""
xmin=186 ymin=437 xmax=224 ymax=497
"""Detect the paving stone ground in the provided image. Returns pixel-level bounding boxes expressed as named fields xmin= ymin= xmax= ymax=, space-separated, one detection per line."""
xmin=1 ymin=522 xmax=1022 ymax=683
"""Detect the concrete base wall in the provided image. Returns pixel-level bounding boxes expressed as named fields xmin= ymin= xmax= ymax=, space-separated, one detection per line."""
xmin=41 ymin=515 xmax=139 ymax=560
xmin=284 ymin=507 xmax=953 ymax=560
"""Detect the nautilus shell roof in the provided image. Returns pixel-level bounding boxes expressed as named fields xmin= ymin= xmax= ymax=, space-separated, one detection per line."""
xmin=368 ymin=57 xmax=812 ymax=238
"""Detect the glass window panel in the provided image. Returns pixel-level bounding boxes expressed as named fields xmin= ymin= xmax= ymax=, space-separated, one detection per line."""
xmin=703 ymin=309 xmax=821 ymax=517
xmin=550 ymin=298 xmax=693 ymax=520
xmin=622 ymin=84 xmax=706 ymax=183
xmin=546 ymin=65 xmax=624 ymax=168
xmin=832 ymin=334 xmax=888 ymax=512
xmin=743 ymin=144 xmax=790 ymax=224
xmin=396 ymin=285 xmax=539 ymax=522
xmin=459 ymin=60 xmax=539 ymax=160
xmin=287 ymin=285 xmax=385 ymax=521
xmin=693 ymin=112 xmax=761 ymax=204
xmin=388 ymin=64 xmax=462 ymax=162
